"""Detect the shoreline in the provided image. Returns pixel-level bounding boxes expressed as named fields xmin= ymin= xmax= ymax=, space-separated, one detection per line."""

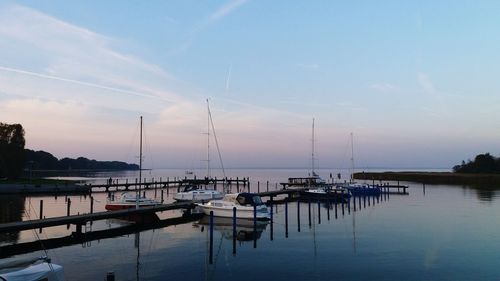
xmin=353 ymin=171 xmax=500 ymax=186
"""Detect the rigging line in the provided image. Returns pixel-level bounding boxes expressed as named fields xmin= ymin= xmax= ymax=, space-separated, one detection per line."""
xmin=207 ymin=101 xmax=226 ymax=180
xmin=25 ymin=200 xmax=61 ymax=276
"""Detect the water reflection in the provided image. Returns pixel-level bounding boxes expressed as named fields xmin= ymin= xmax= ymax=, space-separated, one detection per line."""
xmin=0 ymin=195 xmax=25 ymax=244
xmin=195 ymin=216 xmax=268 ymax=242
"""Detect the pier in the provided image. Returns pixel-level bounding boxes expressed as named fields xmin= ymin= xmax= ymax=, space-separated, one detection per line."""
xmin=87 ymin=177 xmax=249 ymax=193
xmin=0 ymin=201 xmax=195 ymax=234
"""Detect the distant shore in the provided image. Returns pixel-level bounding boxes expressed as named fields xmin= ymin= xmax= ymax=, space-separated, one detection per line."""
xmin=353 ymin=171 xmax=500 ymax=186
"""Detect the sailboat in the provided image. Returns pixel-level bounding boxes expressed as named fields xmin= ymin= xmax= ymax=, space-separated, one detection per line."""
xmin=174 ymin=100 xmax=224 ymax=202
xmin=0 ymin=256 xmax=64 ymax=281
xmin=300 ymin=119 xmax=351 ymax=201
xmin=339 ymin=133 xmax=381 ymax=196
xmin=105 ymin=116 xmax=160 ymax=210
xmin=286 ymin=118 xmax=327 ymax=188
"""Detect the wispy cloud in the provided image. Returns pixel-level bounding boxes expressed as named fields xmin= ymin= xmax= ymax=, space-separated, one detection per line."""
xmin=209 ymin=0 xmax=248 ymax=21
xmin=296 ymin=63 xmax=320 ymax=70
xmin=166 ymin=0 xmax=249 ymax=56
xmin=370 ymin=82 xmax=398 ymax=92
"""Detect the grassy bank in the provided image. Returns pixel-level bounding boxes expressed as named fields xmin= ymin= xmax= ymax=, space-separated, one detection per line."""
xmin=353 ymin=171 xmax=500 ymax=186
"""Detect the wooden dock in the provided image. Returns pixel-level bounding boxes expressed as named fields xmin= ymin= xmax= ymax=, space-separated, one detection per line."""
xmin=87 ymin=177 xmax=249 ymax=192
xmin=0 ymin=201 xmax=195 ymax=234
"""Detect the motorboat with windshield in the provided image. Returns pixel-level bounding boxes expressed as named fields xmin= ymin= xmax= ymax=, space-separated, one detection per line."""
xmin=196 ymin=193 xmax=270 ymax=220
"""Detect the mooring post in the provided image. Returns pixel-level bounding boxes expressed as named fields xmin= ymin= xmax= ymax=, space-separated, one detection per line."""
xmin=253 ymin=205 xmax=257 ymax=248
xmin=297 ymin=201 xmax=301 ymax=232
xmin=317 ymin=200 xmax=321 ymax=225
xmin=67 ymin=198 xmax=71 ymax=216
xmin=90 ymin=196 xmax=94 ymax=214
xmin=106 ymin=271 xmax=115 ymax=281
xmin=248 ymin=178 xmax=250 ymax=193
xmin=348 ymin=197 xmax=351 ymax=214
xmin=341 ymin=198 xmax=345 ymax=216
xmin=270 ymin=197 xmax=274 ymax=241
xmin=209 ymin=211 xmax=214 ymax=264
xmin=75 ymin=223 xmax=82 ymax=235
xmin=258 ymin=181 xmax=260 ymax=193
xmin=39 ymin=200 xmax=43 ymax=220
xmin=285 ymin=200 xmax=289 ymax=238
xmin=353 ymin=196 xmax=357 ymax=211
xmin=236 ymin=177 xmax=239 ymax=191
xmin=161 ymin=190 xmax=164 ymax=203
xmin=308 ymin=200 xmax=312 ymax=228
xmin=335 ymin=200 xmax=338 ymax=219
xmin=233 ymin=207 xmax=237 ymax=256
xmin=327 ymin=197 xmax=330 ymax=221
xmin=266 ymin=181 xmax=269 ymax=192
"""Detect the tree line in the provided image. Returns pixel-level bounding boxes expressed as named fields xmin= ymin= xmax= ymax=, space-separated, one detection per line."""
xmin=25 ymin=149 xmax=139 ymax=171
xmin=0 ymin=123 xmax=138 ymax=179
xmin=453 ymin=153 xmax=500 ymax=174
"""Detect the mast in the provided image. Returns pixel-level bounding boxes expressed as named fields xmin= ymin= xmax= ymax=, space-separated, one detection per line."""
xmin=311 ymin=118 xmax=315 ymax=176
xmin=350 ymin=132 xmax=354 ymax=183
xmin=206 ymin=99 xmax=211 ymax=178
xmin=137 ymin=116 xmax=143 ymax=209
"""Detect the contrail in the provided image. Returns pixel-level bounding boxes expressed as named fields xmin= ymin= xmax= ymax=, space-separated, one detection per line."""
xmin=225 ymin=63 xmax=232 ymax=91
xmin=0 ymin=65 xmax=169 ymax=101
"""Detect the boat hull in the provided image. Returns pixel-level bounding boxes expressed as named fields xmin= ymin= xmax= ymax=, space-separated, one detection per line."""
xmin=104 ymin=203 xmax=159 ymax=211
xmin=197 ymin=204 xmax=270 ymax=220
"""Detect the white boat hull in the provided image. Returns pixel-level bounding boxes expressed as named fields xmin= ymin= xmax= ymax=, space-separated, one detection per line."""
xmin=197 ymin=203 xmax=270 ymax=220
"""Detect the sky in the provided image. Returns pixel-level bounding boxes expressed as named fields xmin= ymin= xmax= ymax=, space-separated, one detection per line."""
xmin=0 ymin=0 xmax=499 ymax=170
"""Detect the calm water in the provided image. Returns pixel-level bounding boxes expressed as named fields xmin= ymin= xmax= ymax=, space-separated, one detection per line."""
xmin=1 ymin=168 xmax=500 ymax=281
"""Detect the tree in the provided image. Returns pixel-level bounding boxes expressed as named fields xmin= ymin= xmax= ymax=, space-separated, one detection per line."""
xmin=0 ymin=123 xmax=26 ymax=179
xmin=454 ymin=153 xmax=500 ymax=174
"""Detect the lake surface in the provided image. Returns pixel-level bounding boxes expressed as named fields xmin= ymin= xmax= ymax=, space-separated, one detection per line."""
xmin=1 ymin=168 xmax=500 ymax=281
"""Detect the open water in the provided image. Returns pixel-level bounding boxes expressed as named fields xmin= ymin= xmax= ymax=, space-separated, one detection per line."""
xmin=1 ymin=168 xmax=500 ymax=281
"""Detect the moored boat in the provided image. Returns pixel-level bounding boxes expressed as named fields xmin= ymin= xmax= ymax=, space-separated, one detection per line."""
xmin=173 ymin=183 xmax=224 ymax=202
xmin=0 ymin=256 xmax=64 ymax=281
xmin=339 ymin=183 xmax=381 ymax=196
xmin=105 ymin=192 xmax=160 ymax=210
xmin=196 ymin=193 xmax=270 ymax=220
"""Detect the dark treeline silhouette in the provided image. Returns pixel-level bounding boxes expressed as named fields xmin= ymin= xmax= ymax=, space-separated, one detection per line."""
xmin=0 ymin=123 xmax=26 ymax=179
xmin=25 ymin=149 xmax=139 ymax=171
xmin=453 ymin=153 xmax=500 ymax=173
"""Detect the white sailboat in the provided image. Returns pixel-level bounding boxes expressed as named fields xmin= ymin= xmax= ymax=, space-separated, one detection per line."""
xmin=338 ymin=133 xmax=381 ymax=195
xmin=0 ymin=256 xmax=64 ymax=281
xmin=105 ymin=116 xmax=160 ymax=210
xmin=286 ymin=118 xmax=326 ymax=188
xmin=174 ymin=100 xmax=224 ymax=202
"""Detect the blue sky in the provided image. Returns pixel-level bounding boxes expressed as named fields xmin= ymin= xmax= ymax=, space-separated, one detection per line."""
xmin=0 ymin=0 xmax=499 ymax=169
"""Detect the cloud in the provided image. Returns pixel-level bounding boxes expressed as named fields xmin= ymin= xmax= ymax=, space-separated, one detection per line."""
xmin=417 ymin=72 xmax=439 ymax=96
xmin=209 ymin=0 xmax=248 ymax=21
xmin=166 ymin=0 xmax=248 ymax=56
xmin=370 ymin=83 xmax=398 ymax=92
xmin=0 ymin=4 xmax=182 ymax=110
xmin=296 ymin=63 xmax=320 ymax=70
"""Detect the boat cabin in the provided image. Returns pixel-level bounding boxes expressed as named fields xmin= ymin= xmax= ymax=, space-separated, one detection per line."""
xmin=223 ymin=193 xmax=264 ymax=206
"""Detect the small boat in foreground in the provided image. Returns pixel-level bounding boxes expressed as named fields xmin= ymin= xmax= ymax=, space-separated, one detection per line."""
xmin=0 ymin=256 xmax=64 ymax=281
xmin=105 ymin=192 xmax=160 ymax=211
xmin=196 ymin=193 xmax=270 ymax=220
